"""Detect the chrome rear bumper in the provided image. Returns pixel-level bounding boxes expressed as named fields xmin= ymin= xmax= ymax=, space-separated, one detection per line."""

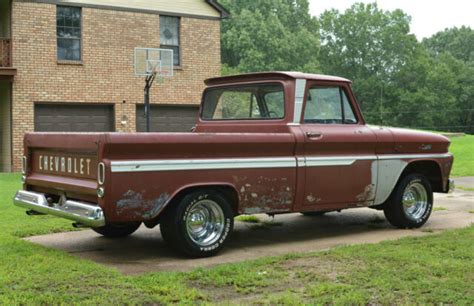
xmin=448 ymin=179 xmax=455 ymax=193
xmin=13 ymin=190 xmax=105 ymax=227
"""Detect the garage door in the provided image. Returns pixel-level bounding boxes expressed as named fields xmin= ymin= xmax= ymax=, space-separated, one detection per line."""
xmin=136 ymin=105 xmax=199 ymax=132
xmin=35 ymin=104 xmax=114 ymax=132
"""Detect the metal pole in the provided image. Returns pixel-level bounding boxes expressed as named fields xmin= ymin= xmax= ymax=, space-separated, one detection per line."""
xmin=144 ymin=74 xmax=155 ymax=133
xmin=144 ymin=79 xmax=150 ymax=132
xmin=379 ymin=84 xmax=383 ymax=125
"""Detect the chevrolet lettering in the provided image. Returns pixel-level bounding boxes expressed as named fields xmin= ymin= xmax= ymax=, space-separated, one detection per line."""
xmin=13 ymin=72 xmax=454 ymax=257
xmin=38 ymin=155 xmax=92 ymax=176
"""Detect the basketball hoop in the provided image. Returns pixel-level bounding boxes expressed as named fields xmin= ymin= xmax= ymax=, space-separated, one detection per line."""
xmin=134 ymin=48 xmax=174 ymax=132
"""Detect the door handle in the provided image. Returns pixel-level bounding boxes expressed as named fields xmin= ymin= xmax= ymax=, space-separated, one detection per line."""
xmin=306 ymin=131 xmax=323 ymax=138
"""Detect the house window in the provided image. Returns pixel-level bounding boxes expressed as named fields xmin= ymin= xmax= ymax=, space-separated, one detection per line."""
xmin=160 ymin=16 xmax=180 ymax=66
xmin=57 ymin=6 xmax=81 ymax=61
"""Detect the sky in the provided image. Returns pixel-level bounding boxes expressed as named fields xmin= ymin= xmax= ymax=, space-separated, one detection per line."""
xmin=309 ymin=0 xmax=474 ymax=40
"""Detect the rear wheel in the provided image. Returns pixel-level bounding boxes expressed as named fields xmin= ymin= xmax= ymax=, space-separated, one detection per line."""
xmin=92 ymin=222 xmax=141 ymax=238
xmin=160 ymin=189 xmax=234 ymax=257
xmin=383 ymin=173 xmax=433 ymax=228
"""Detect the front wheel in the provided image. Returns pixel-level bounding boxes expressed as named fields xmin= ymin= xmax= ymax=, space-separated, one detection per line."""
xmin=92 ymin=222 xmax=141 ymax=238
xmin=160 ymin=190 xmax=234 ymax=257
xmin=384 ymin=173 xmax=433 ymax=228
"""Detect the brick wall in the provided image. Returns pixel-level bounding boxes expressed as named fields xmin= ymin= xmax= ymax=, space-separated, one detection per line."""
xmin=0 ymin=81 xmax=12 ymax=172
xmin=10 ymin=1 xmax=221 ymax=171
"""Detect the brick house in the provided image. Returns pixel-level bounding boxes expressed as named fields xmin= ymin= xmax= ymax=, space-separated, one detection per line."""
xmin=0 ymin=0 xmax=228 ymax=172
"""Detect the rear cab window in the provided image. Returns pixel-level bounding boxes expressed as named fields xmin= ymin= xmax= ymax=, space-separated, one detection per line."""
xmin=201 ymin=83 xmax=285 ymax=120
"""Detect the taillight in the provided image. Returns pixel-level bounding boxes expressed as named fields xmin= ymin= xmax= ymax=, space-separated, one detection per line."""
xmin=22 ymin=156 xmax=27 ymax=175
xmin=98 ymin=162 xmax=105 ymax=185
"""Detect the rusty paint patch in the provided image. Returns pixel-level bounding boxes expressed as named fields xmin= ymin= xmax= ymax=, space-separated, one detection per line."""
xmin=356 ymin=184 xmax=375 ymax=203
xmin=235 ymin=176 xmax=294 ymax=214
xmin=243 ymin=207 xmax=264 ymax=214
xmin=117 ymin=190 xmax=142 ymax=211
xmin=306 ymin=194 xmax=322 ymax=203
xmin=117 ymin=190 xmax=170 ymax=219
xmin=142 ymin=193 xmax=170 ymax=219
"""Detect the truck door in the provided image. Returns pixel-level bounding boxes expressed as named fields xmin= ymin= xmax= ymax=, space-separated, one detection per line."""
xmin=299 ymin=82 xmax=377 ymax=209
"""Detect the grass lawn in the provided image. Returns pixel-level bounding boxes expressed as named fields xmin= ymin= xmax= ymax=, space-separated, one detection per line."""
xmin=0 ymin=173 xmax=473 ymax=304
xmin=449 ymin=135 xmax=474 ymax=177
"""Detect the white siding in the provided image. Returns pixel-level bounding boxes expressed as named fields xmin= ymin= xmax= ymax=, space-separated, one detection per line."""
xmin=60 ymin=0 xmax=222 ymax=18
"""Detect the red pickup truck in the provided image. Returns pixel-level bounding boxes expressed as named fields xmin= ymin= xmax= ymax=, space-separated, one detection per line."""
xmin=14 ymin=72 xmax=454 ymax=257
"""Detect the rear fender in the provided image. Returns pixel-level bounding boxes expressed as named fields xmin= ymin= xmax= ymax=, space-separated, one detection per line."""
xmin=153 ymin=182 xmax=239 ymax=220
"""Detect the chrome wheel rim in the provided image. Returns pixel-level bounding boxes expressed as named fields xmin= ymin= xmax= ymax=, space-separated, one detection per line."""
xmin=186 ymin=199 xmax=225 ymax=247
xmin=402 ymin=182 xmax=428 ymax=221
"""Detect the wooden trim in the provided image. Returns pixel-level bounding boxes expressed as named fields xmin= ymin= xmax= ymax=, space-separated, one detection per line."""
xmin=0 ymin=67 xmax=16 ymax=76
xmin=57 ymin=60 xmax=83 ymax=65
xmin=205 ymin=0 xmax=229 ymax=18
xmin=18 ymin=0 xmax=224 ymax=20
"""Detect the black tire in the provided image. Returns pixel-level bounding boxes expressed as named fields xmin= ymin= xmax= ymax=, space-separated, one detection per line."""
xmin=383 ymin=173 xmax=433 ymax=229
xmin=92 ymin=222 xmax=141 ymax=238
xmin=301 ymin=211 xmax=327 ymax=216
xmin=160 ymin=189 xmax=234 ymax=258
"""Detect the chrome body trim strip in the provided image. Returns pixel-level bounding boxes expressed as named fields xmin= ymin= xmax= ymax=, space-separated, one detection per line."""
xmin=109 ymin=153 xmax=450 ymax=173
xmin=293 ymin=79 xmax=306 ymax=123
xmin=378 ymin=153 xmax=452 ymax=160
xmin=13 ymin=190 xmax=105 ymax=227
xmin=296 ymin=156 xmax=306 ymax=168
xmin=111 ymin=157 xmax=298 ymax=173
xmin=305 ymin=155 xmax=376 ymax=167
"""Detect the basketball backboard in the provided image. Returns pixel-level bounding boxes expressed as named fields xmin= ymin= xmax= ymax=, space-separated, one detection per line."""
xmin=134 ymin=48 xmax=174 ymax=77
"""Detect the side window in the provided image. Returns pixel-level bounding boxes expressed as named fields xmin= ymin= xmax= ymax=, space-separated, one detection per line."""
xmin=201 ymin=84 xmax=285 ymax=120
xmin=212 ymin=91 xmax=258 ymax=120
xmin=160 ymin=16 xmax=180 ymax=66
xmin=264 ymin=91 xmax=285 ymax=118
xmin=57 ymin=6 xmax=82 ymax=61
xmin=304 ymin=86 xmax=357 ymax=124
xmin=342 ymin=93 xmax=357 ymax=123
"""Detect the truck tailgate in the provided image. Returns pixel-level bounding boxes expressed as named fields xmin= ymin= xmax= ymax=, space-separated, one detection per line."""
xmin=23 ymin=133 xmax=104 ymax=203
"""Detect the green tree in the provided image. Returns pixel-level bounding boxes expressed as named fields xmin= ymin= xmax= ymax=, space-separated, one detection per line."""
xmin=389 ymin=51 xmax=460 ymax=130
xmin=318 ymin=2 xmax=419 ymax=123
xmin=219 ymin=0 xmax=320 ymax=74
xmin=422 ymin=27 xmax=474 ymax=132
xmin=422 ymin=26 xmax=474 ymax=64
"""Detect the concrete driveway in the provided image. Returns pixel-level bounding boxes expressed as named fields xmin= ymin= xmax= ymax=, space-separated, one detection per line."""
xmin=26 ymin=191 xmax=473 ymax=275
xmin=455 ymin=176 xmax=474 ymax=190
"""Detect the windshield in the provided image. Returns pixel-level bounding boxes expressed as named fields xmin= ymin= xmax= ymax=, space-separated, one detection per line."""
xmin=201 ymin=83 xmax=285 ymax=120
